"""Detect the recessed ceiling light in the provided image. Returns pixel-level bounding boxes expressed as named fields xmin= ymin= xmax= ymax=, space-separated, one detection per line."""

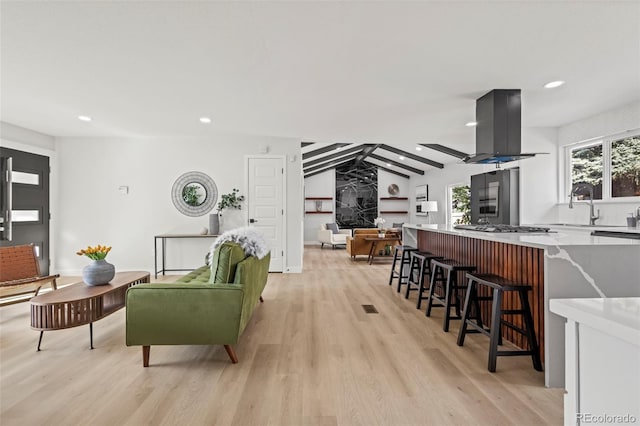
xmin=544 ymin=80 xmax=565 ymax=89
xmin=199 ymin=117 xmax=212 ymax=123
xmin=465 ymin=121 xmax=478 ymax=127
xmin=399 ymin=156 xmax=405 ymax=160
xmin=415 ymin=146 xmax=423 ymax=151
xmin=336 ymin=146 xmax=342 ymax=150
xmin=77 ymin=115 xmax=92 ymax=122
xmin=386 ymin=163 xmax=392 ymax=167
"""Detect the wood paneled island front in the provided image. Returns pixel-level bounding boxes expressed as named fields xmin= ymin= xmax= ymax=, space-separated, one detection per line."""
xmin=403 ymin=224 xmax=640 ymax=388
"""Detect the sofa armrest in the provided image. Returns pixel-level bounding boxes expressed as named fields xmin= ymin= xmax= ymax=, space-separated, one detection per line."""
xmin=338 ymin=229 xmax=352 ymax=236
xmin=317 ymin=229 xmax=333 ymax=243
xmin=125 ymin=283 xmax=245 ymax=346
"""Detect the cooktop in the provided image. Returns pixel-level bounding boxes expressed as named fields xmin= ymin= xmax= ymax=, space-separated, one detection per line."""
xmin=454 ymin=224 xmax=552 ymax=233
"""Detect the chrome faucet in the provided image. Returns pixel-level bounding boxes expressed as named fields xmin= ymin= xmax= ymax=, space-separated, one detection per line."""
xmin=568 ymin=183 xmax=600 ymax=225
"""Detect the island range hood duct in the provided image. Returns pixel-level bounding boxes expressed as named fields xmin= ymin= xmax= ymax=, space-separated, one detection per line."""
xmin=464 ymin=89 xmax=538 ymax=164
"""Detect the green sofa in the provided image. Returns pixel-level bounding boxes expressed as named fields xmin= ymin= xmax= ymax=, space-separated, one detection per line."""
xmin=126 ymin=241 xmax=270 ymax=366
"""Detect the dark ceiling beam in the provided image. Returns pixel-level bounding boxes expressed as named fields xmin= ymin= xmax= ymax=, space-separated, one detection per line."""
xmin=379 ymin=144 xmax=444 ymax=169
xmin=303 ymin=158 xmax=357 ymax=179
xmin=419 ymin=143 xmax=469 ymax=159
xmin=354 ymin=144 xmax=380 ymax=165
xmin=303 ymin=154 xmax=359 ymax=174
xmin=302 ymin=143 xmax=350 ymax=160
xmin=368 ymin=153 xmax=424 ymax=175
xmin=304 ymin=168 xmax=335 ymax=179
xmin=361 ymin=161 xmax=410 ymax=179
xmin=302 ymin=145 xmax=364 ymax=168
xmin=301 ymin=142 xmax=315 ymax=148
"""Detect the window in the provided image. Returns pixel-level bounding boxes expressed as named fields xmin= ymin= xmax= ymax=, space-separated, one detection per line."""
xmin=447 ymin=184 xmax=470 ymax=224
xmin=611 ymin=136 xmax=640 ymax=198
xmin=570 ymin=143 xmax=603 ymax=200
xmin=566 ymin=131 xmax=640 ymax=201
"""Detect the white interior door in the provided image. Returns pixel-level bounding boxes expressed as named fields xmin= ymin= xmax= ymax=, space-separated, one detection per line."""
xmin=247 ymin=156 xmax=285 ymax=272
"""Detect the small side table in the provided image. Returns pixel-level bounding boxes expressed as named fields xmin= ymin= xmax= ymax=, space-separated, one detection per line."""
xmin=364 ymin=236 xmax=402 ymax=265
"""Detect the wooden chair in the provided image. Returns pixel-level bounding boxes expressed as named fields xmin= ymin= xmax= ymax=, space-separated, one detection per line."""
xmin=0 ymin=244 xmax=59 ymax=306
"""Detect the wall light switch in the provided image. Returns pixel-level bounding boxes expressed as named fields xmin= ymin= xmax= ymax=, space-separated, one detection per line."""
xmin=118 ymin=185 xmax=129 ymax=195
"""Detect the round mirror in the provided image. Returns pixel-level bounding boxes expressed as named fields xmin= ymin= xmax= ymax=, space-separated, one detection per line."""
xmin=388 ymin=184 xmax=399 ymax=195
xmin=182 ymin=182 xmax=207 ymax=206
xmin=171 ymin=171 xmax=218 ymax=217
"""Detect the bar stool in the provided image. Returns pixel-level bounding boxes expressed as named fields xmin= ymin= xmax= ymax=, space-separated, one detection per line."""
xmin=405 ymin=251 xmax=444 ymax=309
xmin=388 ymin=245 xmax=417 ymax=292
xmin=425 ymin=259 xmax=476 ymax=332
xmin=457 ymin=273 xmax=542 ymax=372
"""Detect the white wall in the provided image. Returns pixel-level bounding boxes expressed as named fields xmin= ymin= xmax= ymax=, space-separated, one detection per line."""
xmin=303 ymin=168 xmax=412 ymax=243
xmin=377 ymin=169 xmax=410 ymax=226
xmin=410 ymin=162 xmax=488 ymax=225
xmin=303 ymin=169 xmax=335 ymax=243
xmin=519 ymin=127 xmax=559 ymax=224
xmin=54 ymin=135 xmax=303 ymax=274
xmin=410 ymin=127 xmax=559 ymax=225
xmin=0 ymin=121 xmax=56 ymax=150
xmin=556 ymin=101 xmax=640 ymax=226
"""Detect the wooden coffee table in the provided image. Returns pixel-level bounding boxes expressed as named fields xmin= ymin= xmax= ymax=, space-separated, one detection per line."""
xmin=30 ymin=271 xmax=150 ymax=350
xmin=364 ymin=236 xmax=401 ymax=265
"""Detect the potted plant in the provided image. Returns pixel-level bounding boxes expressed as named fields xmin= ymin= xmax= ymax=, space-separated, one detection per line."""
xmin=209 ymin=189 xmax=245 ymax=234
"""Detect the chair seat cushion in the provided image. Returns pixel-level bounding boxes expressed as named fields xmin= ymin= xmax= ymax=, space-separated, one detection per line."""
xmin=332 ymin=234 xmax=348 ymax=243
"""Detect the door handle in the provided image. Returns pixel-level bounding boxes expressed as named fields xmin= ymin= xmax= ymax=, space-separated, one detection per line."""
xmin=2 ymin=157 xmax=12 ymax=241
xmin=249 ymin=218 xmax=258 ymax=223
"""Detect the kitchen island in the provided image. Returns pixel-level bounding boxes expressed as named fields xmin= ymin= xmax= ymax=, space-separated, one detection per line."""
xmin=403 ymin=223 xmax=640 ymax=388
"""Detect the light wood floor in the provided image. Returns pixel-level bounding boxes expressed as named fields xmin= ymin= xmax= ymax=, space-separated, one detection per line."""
xmin=0 ymin=246 xmax=563 ymax=425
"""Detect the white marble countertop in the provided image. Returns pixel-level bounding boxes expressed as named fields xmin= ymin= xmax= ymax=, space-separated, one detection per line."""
xmin=403 ymin=223 xmax=640 ymax=249
xmin=550 ymin=297 xmax=640 ymax=346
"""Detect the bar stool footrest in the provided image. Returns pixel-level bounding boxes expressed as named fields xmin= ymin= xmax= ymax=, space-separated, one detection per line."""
xmin=496 ymin=350 xmax=536 ymax=357
xmin=501 ymin=321 xmax=528 ymax=335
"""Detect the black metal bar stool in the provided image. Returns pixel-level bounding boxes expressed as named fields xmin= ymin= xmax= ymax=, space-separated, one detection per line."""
xmin=405 ymin=251 xmax=444 ymax=309
xmin=457 ymin=273 xmax=543 ymax=372
xmin=425 ymin=259 xmax=476 ymax=332
xmin=388 ymin=245 xmax=417 ymax=292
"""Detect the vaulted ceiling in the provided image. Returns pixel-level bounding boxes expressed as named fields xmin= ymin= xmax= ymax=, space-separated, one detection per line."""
xmin=2 ymin=1 xmax=639 ymax=155
xmin=302 ymin=142 xmax=469 ymax=178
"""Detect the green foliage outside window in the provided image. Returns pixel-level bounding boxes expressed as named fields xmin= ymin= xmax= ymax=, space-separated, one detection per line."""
xmin=612 ymin=136 xmax=640 ymax=197
xmin=451 ymin=185 xmax=471 ymax=224
xmin=571 ymin=144 xmax=603 ymax=199
xmin=571 ymin=136 xmax=640 ymax=199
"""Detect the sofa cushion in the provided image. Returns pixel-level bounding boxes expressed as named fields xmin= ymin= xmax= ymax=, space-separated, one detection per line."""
xmin=326 ymin=223 xmax=339 ymax=234
xmin=209 ymin=242 xmax=247 ymax=284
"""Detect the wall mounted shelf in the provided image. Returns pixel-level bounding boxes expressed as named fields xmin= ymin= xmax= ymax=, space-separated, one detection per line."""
xmin=379 ymin=197 xmax=408 ymax=200
xmin=380 ymin=211 xmax=409 ymax=214
xmin=305 ymin=197 xmax=333 ymax=200
xmin=305 ymin=211 xmax=333 ymax=215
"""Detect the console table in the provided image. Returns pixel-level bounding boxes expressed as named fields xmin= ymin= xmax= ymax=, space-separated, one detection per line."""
xmin=154 ymin=234 xmax=219 ymax=278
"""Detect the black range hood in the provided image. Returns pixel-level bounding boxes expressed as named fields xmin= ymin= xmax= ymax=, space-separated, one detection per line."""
xmin=464 ymin=89 xmax=538 ymax=164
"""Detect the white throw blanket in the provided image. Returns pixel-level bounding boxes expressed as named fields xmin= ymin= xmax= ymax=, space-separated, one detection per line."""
xmin=210 ymin=226 xmax=270 ymax=260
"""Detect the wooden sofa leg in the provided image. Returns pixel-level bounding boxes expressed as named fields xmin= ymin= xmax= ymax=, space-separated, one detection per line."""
xmin=142 ymin=346 xmax=150 ymax=367
xmin=224 ymin=345 xmax=239 ymax=363
xmin=259 ymin=296 xmax=264 ymax=303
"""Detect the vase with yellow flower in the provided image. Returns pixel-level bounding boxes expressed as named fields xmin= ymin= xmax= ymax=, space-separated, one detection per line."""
xmin=77 ymin=245 xmax=115 ymax=286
